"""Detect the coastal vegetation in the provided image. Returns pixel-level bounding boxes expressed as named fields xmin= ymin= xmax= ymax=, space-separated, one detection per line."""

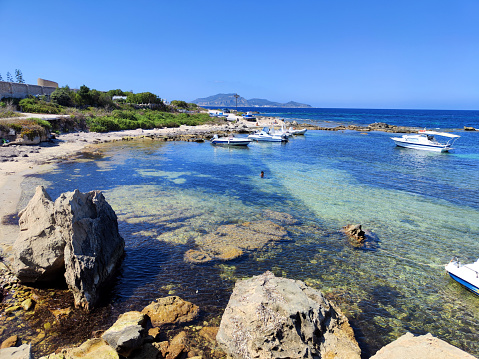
xmin=1 ymin=85 xmax=215 ymax=136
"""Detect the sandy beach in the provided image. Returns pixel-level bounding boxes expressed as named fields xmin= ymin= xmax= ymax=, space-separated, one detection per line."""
xmin=0 ymin=116 xmax=283 ymax=255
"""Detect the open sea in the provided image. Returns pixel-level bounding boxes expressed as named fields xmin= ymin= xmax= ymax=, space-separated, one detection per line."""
xmin=21 ymin=108 xmax=479 ymax=357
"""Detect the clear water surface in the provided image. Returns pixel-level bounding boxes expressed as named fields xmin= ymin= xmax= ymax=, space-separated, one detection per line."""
xmin=21 ymin=109 xmax=479 ymax=357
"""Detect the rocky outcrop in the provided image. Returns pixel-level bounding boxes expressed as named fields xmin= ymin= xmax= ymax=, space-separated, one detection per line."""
xmin=216 ymin=271 xmax=361 ymax=359
xmin=370 ymin=332 xmax=476 ymax=359
xmin=11 ymin=186 xmax=124 ymax=310
xmin=39 ymin=338 xmax=119 ymax=359
xmin=141 ymin=296 xmax=199 ymax=327
xmin=102 ymin=311 xmax=147 ymax=357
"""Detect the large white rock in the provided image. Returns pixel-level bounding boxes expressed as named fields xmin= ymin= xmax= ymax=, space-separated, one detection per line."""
xmin=216 ymin=271 xmax=361 ymax=359
xmin=370 ymin=332 xmax=476 ymax=359
xmin=12 ymin=186 xmax=125 ymax=310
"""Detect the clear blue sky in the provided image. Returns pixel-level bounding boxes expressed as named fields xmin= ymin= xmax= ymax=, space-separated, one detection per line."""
xmin=1 ymin=0 xmax=478 ymax=109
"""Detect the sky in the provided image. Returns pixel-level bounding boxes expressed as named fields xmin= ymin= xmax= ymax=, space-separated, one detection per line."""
xmin=1 ymin=0 xmax=478 ymax=110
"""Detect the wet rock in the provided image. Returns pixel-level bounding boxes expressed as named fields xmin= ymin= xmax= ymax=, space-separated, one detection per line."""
xmin=343 ymin=224 xmax=366 ymax=243
xmin=217 ymin=271 xmax=361 ymax=359
xmin=20 ymin=298 xmax=34 ymax=311
xmin=141 ymin=296 xmax=199 ymax=327
xmin=12 ymin=186 xmax=125 ymax=310
xmin=40 ymin=338 xmax=119 ymax=359
xmin=102 ymin=311 xmax=147 ymax=358
xmin=1 ymin=335 xmax=18 ymax=349
xmin=185 ymin=221 xmax=288 ymax=264
xmin=464 ymin=126 xmax=476 ymax=131
xmin=370 ymin=332 xmax=475 ymax=359
xmin=0 ymin=343 xmax=32 ymax=359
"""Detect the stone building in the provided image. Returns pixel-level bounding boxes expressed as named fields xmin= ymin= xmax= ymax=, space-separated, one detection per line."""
xmin=0 ymin=78 xmax=58 ymax=100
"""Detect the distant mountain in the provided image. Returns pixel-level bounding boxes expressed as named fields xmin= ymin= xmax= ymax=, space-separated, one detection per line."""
xmin=191 ymin=93 xmax=311 ymax=108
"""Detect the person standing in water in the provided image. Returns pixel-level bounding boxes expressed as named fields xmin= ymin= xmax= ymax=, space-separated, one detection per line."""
xmin=260 ymin=171 xmax=264 ymax=178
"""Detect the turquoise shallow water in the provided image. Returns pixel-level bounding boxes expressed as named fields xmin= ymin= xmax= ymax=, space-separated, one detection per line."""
xmin=23 ymin=127 xmax=479 ymax=357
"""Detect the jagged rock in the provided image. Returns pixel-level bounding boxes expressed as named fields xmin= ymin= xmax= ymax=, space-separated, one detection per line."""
xmin=370 ymin=332 xmax=475 ymax=359
xmin=216 ymin=271 xmax=361 ymax=359
xmin=12 ymin=186 xmax=65 ymax=283
xmin=199 ymin=327 xmax=219 ymax=344
xmin=0 ymin=343 xmax=32 ymax=359
xmin=141 ymin=296 xmax=199 ymax=327
xmin=102 ymin=311 xmax=147 ymax=358
xmin=343 ymin=224 xmax=366 ymax=243
xmin=11 ymin=186 xmax=124 ymax=310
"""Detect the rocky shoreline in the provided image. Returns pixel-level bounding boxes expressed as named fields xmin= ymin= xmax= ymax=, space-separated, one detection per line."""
xmin=1 ymin=116 xmax=476 ymax=358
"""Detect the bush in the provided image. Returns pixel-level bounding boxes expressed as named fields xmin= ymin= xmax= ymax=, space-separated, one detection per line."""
xmin=19 ymin=98 xmax=62 ymax=114
xmin=51 ymin=87 xmax=74 ymax=107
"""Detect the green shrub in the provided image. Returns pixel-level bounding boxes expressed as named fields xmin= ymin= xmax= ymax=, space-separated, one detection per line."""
xmin=19 ymin=98 xmax=62 ymax=114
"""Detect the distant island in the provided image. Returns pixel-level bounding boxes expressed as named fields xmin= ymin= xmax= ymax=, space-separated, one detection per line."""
xmin=191 ymin=93 xmax=311 ymax=108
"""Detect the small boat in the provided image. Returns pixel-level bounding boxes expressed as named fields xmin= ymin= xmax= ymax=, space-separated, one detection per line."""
xmin=243 ymin=112 xmax=256 ymax=121
xmin=445 ymin=257 xmax=479 ymax=296
xmin=286 ymin=127 xmax=307 ymax=136
xmin=210 ymin=134 xmax=251 ymax=146
xmin=248 ymin=127 xmax=288 ymax=142
xmin=391 ymin=130 xmax=460 ymax=152
xmin=269 ymin=124 xmax=291 ymax=138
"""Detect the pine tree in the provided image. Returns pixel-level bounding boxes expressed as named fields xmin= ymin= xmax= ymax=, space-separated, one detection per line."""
xmin=0 ymin=73 xmax=3 ymax=81
xmin=6 ymin=72 xmax=13 ymax=82
xmin=15 ymin=69 xmax=25 ymax=84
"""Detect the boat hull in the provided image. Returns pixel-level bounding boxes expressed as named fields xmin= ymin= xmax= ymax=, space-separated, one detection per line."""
xmin=391 ymin=139 xmax=450 ymax=152
xmin=445 ymin=261 xmax=479 ymax=296
xmin=248 ymin=135 xmax=286 ymax=142
xmin=211 ymin=139 xmax=251 ymax=146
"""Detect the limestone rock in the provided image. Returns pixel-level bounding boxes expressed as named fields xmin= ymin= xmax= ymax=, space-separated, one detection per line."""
xmin=141 ymin=296 xmax=199 ymax=327
xmin=12 ymin=186 xmax=65 ymax=283
xmin=11 ymin=186 xmax=124 ymax=310
xmin=102 ymin=311 xmax=147 ymax=358
xmin=216 ymin=271 xmax=361 ymax=359
xmin=60 ymin=189 xmax=125 ymax=310
xmin=0 ymin=343 xmax=32 ymax=359
xmin=40 ymin=338 xmax=119 ymax=359
xmin=370 ymin=332 xmax=475 ymax=359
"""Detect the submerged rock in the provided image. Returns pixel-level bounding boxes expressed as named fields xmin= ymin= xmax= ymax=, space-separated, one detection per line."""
xmin=216 ymin=271 xmax=361 ymax=359
xmin=11 ymin=186 xmax=125 ymax=310
xmin=185 ymin=221 xmax=288 ymax=263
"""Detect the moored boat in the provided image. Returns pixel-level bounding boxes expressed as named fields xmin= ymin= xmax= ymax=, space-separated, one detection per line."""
xmin=248 ymin=127 xmax=288 ymax=142
xmin=210 ymin=134 xmax=252 ymax=146
xmin=286 ymin=127 xmax=307 ymax=135
xmin=390 ymin=130 xmax=460 ymax=152
xmin=445 ymin=257 xmax=479 ymax=296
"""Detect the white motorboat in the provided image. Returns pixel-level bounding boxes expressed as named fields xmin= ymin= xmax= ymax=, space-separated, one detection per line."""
xmin=390 ymin=130 xmax=460 ymax=152
xmin=269 ymin=124 xmax=291 ymax=138
xmin=286 ymin=127 xmax=307 ymax=136
xmin=445 ymin=257 xmax=479 ymax=296
xmin=210 ymin=134 xmax=251 ymax=146
xmin=248 ymin=127 xmax=288 ymax=142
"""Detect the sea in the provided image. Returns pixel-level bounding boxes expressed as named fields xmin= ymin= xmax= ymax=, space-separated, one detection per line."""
xmin=19 ymin=107 xmax=479 ymax=357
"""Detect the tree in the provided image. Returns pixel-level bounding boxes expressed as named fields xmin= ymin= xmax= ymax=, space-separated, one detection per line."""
xmin=15 ymin=69 xmax=25 ymax=84
xmin=6 ymin=72 xmax=13 ymax=82
xmin=171 ymin=100 xmax=189 ymax=109
xmin=0 ymin=73 xmax=3 ymax=81
xmin=50 ymin=86 xmax=74 ymax=107
xmin=77 ymin=85 xmax=92 ymax=106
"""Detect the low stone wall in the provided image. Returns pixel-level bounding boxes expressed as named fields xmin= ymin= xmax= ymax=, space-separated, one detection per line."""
xmin=0 ymin=81 xmax=57 ymax=100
